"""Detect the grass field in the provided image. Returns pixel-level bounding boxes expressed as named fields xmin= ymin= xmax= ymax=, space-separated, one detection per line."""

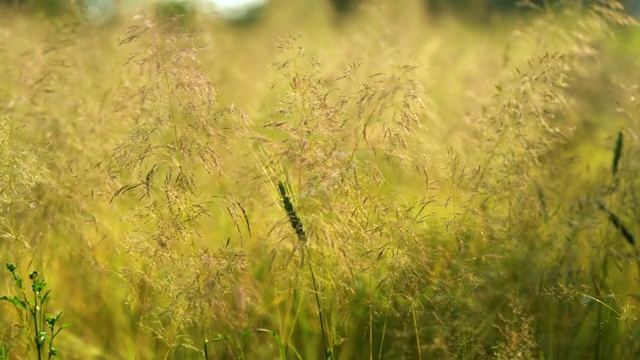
xmin=1 ymin=1 xmax=640 ymax=359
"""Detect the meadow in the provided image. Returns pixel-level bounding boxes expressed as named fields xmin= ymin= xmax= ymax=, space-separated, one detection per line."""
xmin=1 ymin=0 xmax=640 ymax=359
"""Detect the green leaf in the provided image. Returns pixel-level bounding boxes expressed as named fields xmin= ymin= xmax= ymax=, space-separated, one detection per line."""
xmin=42 ymin=290 xmax=52 ymax=304
xmin=4 ymin=263 xmax=15 ymax=273
xmin=612 ymin=130 xmax=623 ymax=176
xmin=59 ymin=323 xmax=71 ymax=330
xmin=37 ymin=331 xmax=48 ymax=345
xmin=0 ymin=295 xmax=26 ymax=309
xmin=32 ymin=279 xmax=46 ymax=293
xmin=0 ymin=344 xmax=12 ymax=360
xmin=46 ymin=313 xmax=64 ymax=329
xmin=46 ymin=314 xmax=57 ymax=327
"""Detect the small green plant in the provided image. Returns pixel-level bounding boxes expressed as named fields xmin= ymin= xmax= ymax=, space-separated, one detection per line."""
xmin=1 ymin=263 xmax=70 ymax=360
xmin=0 ymin=344 xmax=11 ymax=360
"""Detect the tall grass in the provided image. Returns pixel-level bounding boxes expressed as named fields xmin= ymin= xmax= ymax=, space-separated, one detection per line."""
xmin=1 ymin=0 xmax=640 ymax=359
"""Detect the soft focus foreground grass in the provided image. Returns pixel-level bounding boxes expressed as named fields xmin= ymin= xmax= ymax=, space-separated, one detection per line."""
xmin=1 ymin=1 xmax=640 ymax=359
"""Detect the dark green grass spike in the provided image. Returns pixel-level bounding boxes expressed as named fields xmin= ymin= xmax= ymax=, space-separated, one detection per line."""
xmin=597 ymin=202 xmax=635 ymax=246
xmin=278 ymin=181 xmax=307 ymax=242
xmin=612 ymin=131 xmax=623 ymax=176
xmin=536 ymin=183 xmax=547 ymax=220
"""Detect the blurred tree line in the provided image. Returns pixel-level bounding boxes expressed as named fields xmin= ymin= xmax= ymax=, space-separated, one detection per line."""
xmin=333 ymin=0 xmax=640 ymax=18
xmin=0 ymin=0 xmax=69 ymax=16
xmin=1 ymin=0 xmax=639 ymax=22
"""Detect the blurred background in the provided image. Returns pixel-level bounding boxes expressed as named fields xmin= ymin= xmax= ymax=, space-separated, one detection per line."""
xmin=1 ymin=0 xmax=639 ymax=25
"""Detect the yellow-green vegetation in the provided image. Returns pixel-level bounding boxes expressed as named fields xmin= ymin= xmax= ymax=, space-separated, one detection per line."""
xmin=2 ymin=0 xmax=640 ymax=359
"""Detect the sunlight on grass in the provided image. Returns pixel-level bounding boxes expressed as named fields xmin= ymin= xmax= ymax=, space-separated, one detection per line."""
xmin=1 ymin=1 xmax=640 ymax=359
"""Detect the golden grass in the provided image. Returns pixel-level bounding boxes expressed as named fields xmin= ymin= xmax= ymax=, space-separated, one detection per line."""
xmin=1 ymin=1 xmax=640 ymax=359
